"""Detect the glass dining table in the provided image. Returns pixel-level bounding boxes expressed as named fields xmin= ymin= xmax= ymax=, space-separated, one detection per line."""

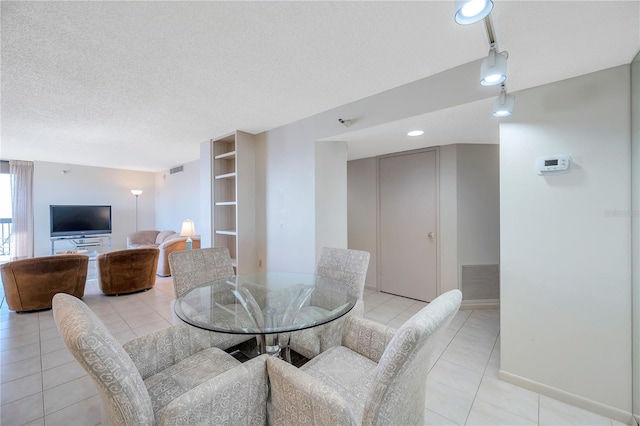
xmin=173 ymin=272 xmax=357 ymax=360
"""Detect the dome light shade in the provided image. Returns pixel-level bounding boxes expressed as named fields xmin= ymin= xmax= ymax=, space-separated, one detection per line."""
xmin=481 ymin=48 xmax=508 ymax=86
xmin=407 ymin=130 xmax=424 ymax=136
xmin=454 ymin=0 xmax=494 ymax=25
xmin=493 ymin=87 xmax=514 ymax=117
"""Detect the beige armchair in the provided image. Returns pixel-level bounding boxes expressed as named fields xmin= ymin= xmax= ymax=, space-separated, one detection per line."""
xmin=53 ymin=293 xmax=269 ymax=425
xmin=0 ymin=254 xmax=88 ymax=312
xmin=97 ymin=248 xmax=159 ymax=295
xmin=126 ymin=230 xmax=201 ymax=276
xmin=267 ymin=289 xmax=462 ymax=425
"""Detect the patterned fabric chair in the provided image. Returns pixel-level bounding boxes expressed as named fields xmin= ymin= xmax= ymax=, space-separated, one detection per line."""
xmin=168 ymin=247 xmax=256 ymax=351
xmin=267 ymin=289 xmax=462 ymax=426
xmin=52 ymin=293 xmax=269 ymax=426
xmin=285 ymin=247 xmax=370 ymax=360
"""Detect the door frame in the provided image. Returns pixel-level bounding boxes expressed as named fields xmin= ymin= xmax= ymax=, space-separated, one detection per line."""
xmin=375 ymin=147 xmax=441 ymax=299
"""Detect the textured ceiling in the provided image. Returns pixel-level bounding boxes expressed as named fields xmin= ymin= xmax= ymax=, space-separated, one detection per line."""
xmin=2 ymin=1 xmax=639 ymax=171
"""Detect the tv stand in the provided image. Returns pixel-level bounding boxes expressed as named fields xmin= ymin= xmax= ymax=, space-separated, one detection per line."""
xmin=50 ymin=235 xmax=112 ymax=258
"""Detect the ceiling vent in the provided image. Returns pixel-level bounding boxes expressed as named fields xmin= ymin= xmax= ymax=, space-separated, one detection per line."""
xmin=170 ymin=166 xmax=184 ymax=174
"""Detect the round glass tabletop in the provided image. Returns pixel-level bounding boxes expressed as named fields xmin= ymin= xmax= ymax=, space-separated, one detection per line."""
xmin=174 ymin=272 xmax=357 ymax=335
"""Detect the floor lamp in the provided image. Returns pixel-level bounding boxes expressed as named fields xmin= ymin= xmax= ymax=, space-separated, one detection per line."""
xmin=131 ymin=190 xmax=143 ymax=231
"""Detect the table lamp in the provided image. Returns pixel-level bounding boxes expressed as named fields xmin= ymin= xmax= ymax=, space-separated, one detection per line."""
xmin=180 ymin=219 xmax=196 ymax=251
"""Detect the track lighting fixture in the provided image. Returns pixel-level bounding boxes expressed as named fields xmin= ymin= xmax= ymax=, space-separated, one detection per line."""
xmin=492 ymin=85 xmax=514 ymax=117
xmin=454 ymin=0 xmax=494 ymax=25
xmin=480 ymin=44 xmax=508 ymax=86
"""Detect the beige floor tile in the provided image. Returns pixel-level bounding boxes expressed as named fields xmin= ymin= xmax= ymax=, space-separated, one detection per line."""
xmin=1 ymin=371 xmax=43 ymax=405
xmin=440 ymin=340 xmax=491 ymax=374
xmin=124 ymin=311 xmax=166 ymax=329
xmin=0 ymin=342 xmax=40 ymax=365
xmin=0 ymin=356 xmax=42 ymax=384
xmin=43 ymin=375 xmax=98 ymax=415
xmin=0 ymin=393 xmax=44 ymax=426
xmin=448 ymin=310 xmax=472 ymax=331
xmin=40 ymin=336 xmax=66 ymax=355
xmin=44 ymin=394 xmax=103 ymax=426
xmin=466 ymin=398 xmax=537 ymax=425
xmin=425 ymin=408 xmax=460 ymax=425
xmin=39 ymin=326 xmax=62 ymax=342
xmin=425 ymin=378 xmax=475 ymax=425
xmin=448 ymin=331 xmax=497 ymax=357
xmin=41 ymin=347 xmax=75 ymax=371
xmin=428 ymin=358 xmax=483 ymax=396
xmin=539 ymin=395 xmax=613 ymax=426
xmin=475 ymin=375 xmax=539 ymax=423
xmin=43 ymin=360 xmax=87 ymax=390
xmin=132 ymin=319 xmax=172 ymax=337
xmin=0 ymin=330 xmax=40 ymax=351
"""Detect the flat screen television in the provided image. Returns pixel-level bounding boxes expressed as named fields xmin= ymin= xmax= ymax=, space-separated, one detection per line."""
xmin=50 ymin=205 xmax=112 ymax=237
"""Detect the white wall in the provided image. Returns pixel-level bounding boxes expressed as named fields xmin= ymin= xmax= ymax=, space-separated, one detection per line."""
xmin=347 ymin=157 xmax=378 ymax=289
xmin=439 ymin=145 xmax=458 ymax=293
xmin=630 ymin=50 xmax=640 ymax=421
xmin=315 ymin=141 xmax=348 ymax=255
xmin=33 ymin=161 xmax=155 ymax=255
xmin=457 ymin=144 xmax=500 ymax=266
xmin=154 ymin=159 xmax=200 ymax=234
xmin=500 ymin=65 xmax=632 ymax=419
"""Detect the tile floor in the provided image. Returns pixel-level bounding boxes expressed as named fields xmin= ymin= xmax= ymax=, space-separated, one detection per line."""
xmin=0 ymin=278 xmax=628 ymax=425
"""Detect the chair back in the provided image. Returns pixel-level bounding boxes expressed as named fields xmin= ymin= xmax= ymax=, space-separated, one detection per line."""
xmin=363 ymin=289 xmax=462 ymax=426
xmin=169 ymin=247 xmax=235 ymax=298
xmin=97 ymin=248 xmax=159 ymax=295
xmin=0 ymin=255 xmax=88 ymax=312
xmin=53 ymin=293 xmax=155 ymax=425
xmin=314 ymin=247 xmax=370 ymax=302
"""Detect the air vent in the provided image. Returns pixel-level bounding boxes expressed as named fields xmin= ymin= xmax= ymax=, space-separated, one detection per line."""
xmin=170 ymin=166 xmax=184 ymax=174
xmin=460 ymin=264 xmax=500 ymax=300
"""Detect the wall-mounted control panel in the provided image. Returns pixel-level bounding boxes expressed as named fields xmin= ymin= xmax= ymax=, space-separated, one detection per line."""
xmin=536 ymin=155 xmax=571 ymax=175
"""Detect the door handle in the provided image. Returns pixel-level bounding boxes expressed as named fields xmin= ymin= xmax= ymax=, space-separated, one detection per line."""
xmin=428 ymin=232 xmax=435 ymax=240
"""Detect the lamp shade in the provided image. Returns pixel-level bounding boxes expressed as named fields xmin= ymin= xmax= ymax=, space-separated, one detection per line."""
xmin=492 ymin=89 xmax=515 ymax=117
xmin=480 ymin=48 xmax=508 ymax=86
xmin=180 ymin=219 xmax=196 ymax=237
xmin=131 ymin=189 xmax=143 ymax=196
xmin=454 ymin=0 xmax=493 ymax=24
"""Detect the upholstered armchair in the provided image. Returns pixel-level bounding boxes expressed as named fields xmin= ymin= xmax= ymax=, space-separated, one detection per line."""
xmin=168 ymin=247 xmax=256 ymax=351
xmin=0 ymin=254 xmax=88 ymax=312
xmin=97 ymin=248 xmax=159 ymax=295
xmin=267 ymin=289 xmax=462 ymax=426
xmin=126 ymin=230 xmax=202 ymax=276
xmin=284 ymin=247 xmax=370 ymax=360
xmin=53 ymin=293 xmax=269 ymax=426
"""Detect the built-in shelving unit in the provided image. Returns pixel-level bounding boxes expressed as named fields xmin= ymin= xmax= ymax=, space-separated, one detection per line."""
xmin=200 ymin=131 xmax=256 ymax=274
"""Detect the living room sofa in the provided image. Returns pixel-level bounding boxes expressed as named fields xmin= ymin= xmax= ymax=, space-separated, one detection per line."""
xmin=127 ymin=230 xmax=201 ymax=277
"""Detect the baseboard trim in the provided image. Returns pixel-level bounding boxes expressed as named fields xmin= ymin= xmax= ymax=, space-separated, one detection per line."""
xmin=499 ymin=370 xmax=633 ymax=424
xmin=461 ymin=299 xmax=500 ymax=310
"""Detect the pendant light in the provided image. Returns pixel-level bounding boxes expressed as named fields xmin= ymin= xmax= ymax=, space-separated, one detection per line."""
xmin=480 ymin=44 xmax=508 ymax=86
xmin=454 ymin=0 xmax=494 ymax=25
xmin=492 ymin=85 xmax=515 ymax=117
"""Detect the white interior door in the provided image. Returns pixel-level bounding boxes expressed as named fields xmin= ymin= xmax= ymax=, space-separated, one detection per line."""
xmin=379 ymin=149 xmax=438 ymax=302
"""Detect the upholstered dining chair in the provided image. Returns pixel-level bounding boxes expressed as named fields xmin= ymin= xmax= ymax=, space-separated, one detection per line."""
xmin=267 ymin=289 xmax=462 ymax=426
xmin=284 ymin=247 xmax=370 ymax=360
xmin=168 ymin=247 xmax=256 ymax=351
xmin=53 ymin=293 xmax=268 ymax=426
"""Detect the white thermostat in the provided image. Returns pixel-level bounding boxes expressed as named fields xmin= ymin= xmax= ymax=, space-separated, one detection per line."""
xmin=536 ymin=155 xmax=571 ymax=175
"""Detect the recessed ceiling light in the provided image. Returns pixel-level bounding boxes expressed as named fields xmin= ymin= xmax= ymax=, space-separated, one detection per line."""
xmin=407 ymin=130 xmax=424 ymax=137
